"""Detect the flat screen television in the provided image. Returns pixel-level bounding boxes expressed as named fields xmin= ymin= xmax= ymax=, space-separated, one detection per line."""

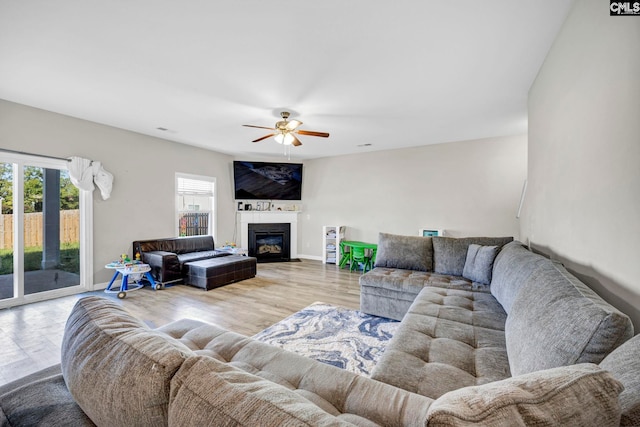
xmin=233 ymin=161 xmax=303 ymax=200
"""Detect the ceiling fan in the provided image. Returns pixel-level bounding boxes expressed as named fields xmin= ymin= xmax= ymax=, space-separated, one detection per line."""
xmin=243 ymin=111 xmax=330 ymax=146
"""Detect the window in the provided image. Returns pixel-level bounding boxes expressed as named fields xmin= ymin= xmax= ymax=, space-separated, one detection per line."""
xmin=176 ymin=173 xmax=216 ymax=238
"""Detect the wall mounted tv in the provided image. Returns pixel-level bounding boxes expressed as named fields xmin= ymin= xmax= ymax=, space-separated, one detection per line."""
xmin=233 ymin=161 xmax=303 ymax=201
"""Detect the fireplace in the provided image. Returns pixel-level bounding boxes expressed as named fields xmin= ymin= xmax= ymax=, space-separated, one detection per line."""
xmin=248 ymin=223 xmax=291 ymax=262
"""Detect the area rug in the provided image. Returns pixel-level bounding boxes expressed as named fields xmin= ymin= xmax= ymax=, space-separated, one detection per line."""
xmin=253 ymin=302 xmax=399 ymax=377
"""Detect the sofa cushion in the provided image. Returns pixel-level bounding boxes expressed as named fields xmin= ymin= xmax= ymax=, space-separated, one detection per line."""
xmin=359 ymin=268 xmax=481 ymax=321
xmin=177 ymin=250 xmax=229 ymax=265
xmin=432 ymin=236 xmax=513 ymax=276
xmin=506 ymin=261 xmax=634 ymax=376
xmin=462 ymin=244 xmax=499 ymax=285
xmin=427 ymin=364 xmax=623 ymax=427
xmin=0 ymin=364 xmax=94 ymax=427
xmin=371 ymin=287 xmax=510 ymax=399
xmin=600 ymin=333 xmax=640 ymax=426
xmin=489 ymin=241 xmax=548 ymax=314
xmin=61 ymin=296 xmax=194 ymax=427
xmin=169 ymin=356 xmax=356 ymax=426
xmin=374 ymin=232 xmax=434 ymax=272
xmin=160 ymin=319 xmax=433 ymax=426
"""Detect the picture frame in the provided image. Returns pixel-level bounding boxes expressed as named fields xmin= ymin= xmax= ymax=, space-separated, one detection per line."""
xmin=419 ymin=229 xmax=444 ymax=237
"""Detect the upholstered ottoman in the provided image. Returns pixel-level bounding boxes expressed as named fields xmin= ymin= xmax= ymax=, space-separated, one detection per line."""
xmin=184 ymin=255 xmax=257 ymax=290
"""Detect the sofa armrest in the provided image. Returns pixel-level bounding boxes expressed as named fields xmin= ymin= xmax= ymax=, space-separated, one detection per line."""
xmin=142 ymin=251 xmax=181 ymax=283
xmin=427 ymin=364 xmax=623 ymax=427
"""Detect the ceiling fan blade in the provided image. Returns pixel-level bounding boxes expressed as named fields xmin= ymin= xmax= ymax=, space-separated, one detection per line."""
xmin=296 ymin=130 xmax=330 ymax=138
xmin=285 ymin=120 xmax=302 ymax=131
xmin=243 ymin=124 xmax=275 ymax=130
xmin=252 ymin=133 xmax=276 ymax=143
xmin=291 ymin=134 xmax=302 ymax=146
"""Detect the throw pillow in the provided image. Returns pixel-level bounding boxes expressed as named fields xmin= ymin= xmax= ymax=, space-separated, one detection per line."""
xmin=432 ymin=236 xmax=513 ymax=276
xmin=462 ymin=244 xmax=499 ymax=285
xmin=374 ymin=232 xmax=433 ymax=272
xmin=427 ymin=364 xmax=623 ymax=427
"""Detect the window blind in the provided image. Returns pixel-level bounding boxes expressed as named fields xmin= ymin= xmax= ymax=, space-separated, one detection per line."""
xmin=177 ymin=177 xmax=214 ymax=196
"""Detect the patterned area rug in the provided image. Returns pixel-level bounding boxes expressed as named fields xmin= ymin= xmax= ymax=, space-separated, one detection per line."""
xmin=253 ymin=302 xmax=399 ymax=377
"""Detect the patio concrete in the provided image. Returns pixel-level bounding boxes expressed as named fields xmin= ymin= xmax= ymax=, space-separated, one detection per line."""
xmin=0 ymin=269 xmax=80 ymax=300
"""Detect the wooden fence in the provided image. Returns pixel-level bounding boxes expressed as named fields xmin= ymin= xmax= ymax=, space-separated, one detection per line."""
xmin=179 ymin=212 xmax=209 ymax=237
xmin=0 ymin=209 xmax=79 ymax=249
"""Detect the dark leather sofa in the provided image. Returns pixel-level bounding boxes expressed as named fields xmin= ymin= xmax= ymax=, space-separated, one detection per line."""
xmin=132 ymin=236 xmax=231 ymax=285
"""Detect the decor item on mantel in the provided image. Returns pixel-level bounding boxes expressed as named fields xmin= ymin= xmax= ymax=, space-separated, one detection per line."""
xmin=68 ymin=156 xmax=114 ymax=200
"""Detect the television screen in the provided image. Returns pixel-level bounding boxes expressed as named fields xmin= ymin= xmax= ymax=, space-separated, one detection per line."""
xmin=233 ymin=161 xmax=303 ymax=200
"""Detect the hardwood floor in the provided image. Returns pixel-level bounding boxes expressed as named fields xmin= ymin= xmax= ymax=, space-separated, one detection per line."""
xmin=0 ymin=259 xmax=362 ymax=386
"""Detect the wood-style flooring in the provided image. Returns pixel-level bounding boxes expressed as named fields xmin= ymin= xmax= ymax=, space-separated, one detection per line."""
xmin=0 ymin=259 xmax=362 ymax=387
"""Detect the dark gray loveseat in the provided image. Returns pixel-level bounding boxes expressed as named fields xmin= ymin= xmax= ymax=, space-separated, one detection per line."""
xmin=132 ymin=236 xmax=257 ymax=290
xmin=133 ymin=236 xmax=230 ymax=285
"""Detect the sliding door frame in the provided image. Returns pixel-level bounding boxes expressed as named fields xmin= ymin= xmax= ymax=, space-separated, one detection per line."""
xmin=0 ymin=152 xmax=93 ymax=308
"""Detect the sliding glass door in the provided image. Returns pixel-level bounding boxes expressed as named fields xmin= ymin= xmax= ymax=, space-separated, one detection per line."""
xmin=23 ymin=166 xmax=81 ymax=295
xmin=0 ymin=153 xmax=92 ymax=306
xmin=0 ymin=162 xmax=14 ymax=300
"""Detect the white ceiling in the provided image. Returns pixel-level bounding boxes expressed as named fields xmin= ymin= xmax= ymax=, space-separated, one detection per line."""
xmin=0 ymin=1 xmax=573 ymax=160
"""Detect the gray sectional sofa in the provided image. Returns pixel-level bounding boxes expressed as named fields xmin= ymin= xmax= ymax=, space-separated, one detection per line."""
xmin=362 ymin=234 xmax=640 ymax=425
xmin=1 ymin=234 xmax=639 ymax=426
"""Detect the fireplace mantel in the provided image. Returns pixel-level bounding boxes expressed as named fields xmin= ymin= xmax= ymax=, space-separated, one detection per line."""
xmin=238 ymin=211 xmax=300 ymax=259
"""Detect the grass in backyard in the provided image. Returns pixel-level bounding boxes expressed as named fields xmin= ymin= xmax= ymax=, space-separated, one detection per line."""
xmin=0 ymin=243 xmax=80 ymax=275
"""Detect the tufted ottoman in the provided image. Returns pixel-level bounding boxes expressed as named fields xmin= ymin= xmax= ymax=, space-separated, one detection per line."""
xmin=370 ymin=286 xmax=510 ymax=399
xmin=184 ymin=255 xmax=257 ymax=290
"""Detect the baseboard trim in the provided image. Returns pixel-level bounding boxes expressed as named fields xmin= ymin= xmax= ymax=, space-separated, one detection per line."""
xmin=297 ymin=254 xmax=322 ymax=261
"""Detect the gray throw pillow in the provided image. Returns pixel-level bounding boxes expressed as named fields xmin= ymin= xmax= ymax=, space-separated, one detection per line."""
xmin=432 ymin=236 xmax=513 ymax=276
xmin=374 ymin=232 xmax=433 ymax=271
xmin=462 ymin=244 xmax=499 ymax=285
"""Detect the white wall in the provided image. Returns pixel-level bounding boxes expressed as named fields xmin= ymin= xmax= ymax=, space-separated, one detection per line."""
xmin=0 ymin=99 xmax=529 ymax=291
xmin=0 ymin=99 xmax=236 ymax=286
xmin=298 ymin=134 xmax=527 ymax=258
xmin=523 ymin=0 xmax=640 ymax=328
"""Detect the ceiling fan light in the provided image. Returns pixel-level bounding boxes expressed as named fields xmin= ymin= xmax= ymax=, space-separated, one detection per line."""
xmin=274 ymin=132 xmax=295 ymax=145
